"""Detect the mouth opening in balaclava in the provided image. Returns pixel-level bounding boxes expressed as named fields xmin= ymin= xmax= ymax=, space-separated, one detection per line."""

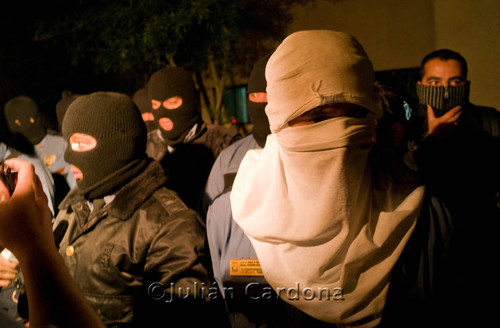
xmin=147 ymin=67 xmax=201 ymax=146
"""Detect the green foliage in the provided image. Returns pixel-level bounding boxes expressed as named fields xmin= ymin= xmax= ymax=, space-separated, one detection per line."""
xmin=32 ymin=0 xmax=324 ymax=123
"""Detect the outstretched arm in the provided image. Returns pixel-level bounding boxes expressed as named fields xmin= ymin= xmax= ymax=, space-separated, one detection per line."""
xmin=0 ymin=158 xmax=104 ymax=328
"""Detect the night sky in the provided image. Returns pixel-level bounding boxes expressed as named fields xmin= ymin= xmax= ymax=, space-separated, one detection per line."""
xmin=0 ymin=1 xmax=137 ymax=132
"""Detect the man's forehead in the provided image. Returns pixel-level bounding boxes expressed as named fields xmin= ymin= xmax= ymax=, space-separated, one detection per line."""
xmin=423 ymin=58 xmax=465 ymax=78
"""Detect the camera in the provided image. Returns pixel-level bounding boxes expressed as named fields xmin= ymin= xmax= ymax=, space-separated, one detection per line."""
xmin=0 ymin=160 xmax=15 ymax=195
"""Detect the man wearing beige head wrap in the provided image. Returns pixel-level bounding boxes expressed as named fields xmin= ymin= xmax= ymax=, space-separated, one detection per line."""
xmin=230 ymin=30 xmax=425 ymax=327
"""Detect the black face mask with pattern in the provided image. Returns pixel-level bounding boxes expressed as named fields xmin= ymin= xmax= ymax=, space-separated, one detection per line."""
xmin=147 ymin=67 xmax=200 ymax=146
xmin=416 ymin=82 xmax=470 ymax=117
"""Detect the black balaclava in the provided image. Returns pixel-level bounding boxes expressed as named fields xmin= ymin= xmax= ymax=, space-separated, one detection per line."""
xmin=62 ymin=92 xmax=149 ymax=200
xmin=416 ymin=82 xmax=470 ymax=117
xmin=247 ymin=55 xmax=271 ymax=147
xmin=56 ymin=93 xmax=80 ymax=132
xmin=4 ymin=95 xmax=46 ymax=145
xmin=147 ymin=67 xmax=200 ymax=146
xmin=132 ymin=87 xmax=156 ymax=133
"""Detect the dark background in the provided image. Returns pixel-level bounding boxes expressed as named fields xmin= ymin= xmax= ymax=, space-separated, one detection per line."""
xmin=0 ymin=1 xmax=421 ymax=132
xmin=0 ymin=1 xmax=143 ymax=133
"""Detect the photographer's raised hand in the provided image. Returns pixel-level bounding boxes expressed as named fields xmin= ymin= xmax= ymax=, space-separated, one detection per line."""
xmin=0 ymin=159 xmax=53 ymax=258
xmin=0 ymin=158 xmax=104 ymax=328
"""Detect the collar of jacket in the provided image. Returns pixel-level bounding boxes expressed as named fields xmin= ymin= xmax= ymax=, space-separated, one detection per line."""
xmin=185 ymin=121 xmax=207 ymax=143
xmin=58 ymin=160 xmax=166 ymax=220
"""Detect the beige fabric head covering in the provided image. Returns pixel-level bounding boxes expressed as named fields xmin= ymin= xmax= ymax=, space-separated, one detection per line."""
xmin=265 ymin=30 xmax=381 ymax=133
xmin=231 ymin=30 xmax=424 ymax=327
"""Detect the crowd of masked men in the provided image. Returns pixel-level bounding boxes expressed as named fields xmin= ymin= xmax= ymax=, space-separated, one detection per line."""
xmin=0 ymin=31 xmax=499 ymax=328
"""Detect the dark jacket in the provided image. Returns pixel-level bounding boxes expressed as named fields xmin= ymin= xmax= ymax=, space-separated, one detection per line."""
xmin=390 ymin=103 xmax=500 ymax=327
xmin=147 ymin=123 xmax=241 ymax=212
xmin=146 ymin=123 xmax=241 ymax=162
xmin=53 ymin=161 xmax=210 ymax=326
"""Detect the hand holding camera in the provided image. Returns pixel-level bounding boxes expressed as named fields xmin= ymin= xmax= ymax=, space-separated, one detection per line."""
xmin=0 ymin=159 xmax=53 ymax=259
xmin=0 ymin=161 xmax=15 ymax=196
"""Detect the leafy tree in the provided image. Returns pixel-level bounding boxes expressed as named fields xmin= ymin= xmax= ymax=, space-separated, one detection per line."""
xmin=33 ymin=0 xmax=333 ymax=124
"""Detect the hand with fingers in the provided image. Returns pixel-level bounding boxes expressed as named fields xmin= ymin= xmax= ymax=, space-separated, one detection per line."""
xmin=0 ymin=255 xmax=19 ymax=287
xmin=427 ymin=104 xmax=462 ymax=139
xmin=0 ymin=158 xmax=105 ymax=328
xmin=0 ymin=158 xmax=54 ymax=259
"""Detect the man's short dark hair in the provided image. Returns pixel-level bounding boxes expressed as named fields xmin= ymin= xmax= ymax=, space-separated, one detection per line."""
xmin=419 ymin=49 xmax=468 ymax=80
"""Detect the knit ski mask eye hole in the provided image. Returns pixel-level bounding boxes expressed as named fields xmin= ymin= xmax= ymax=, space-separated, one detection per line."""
xmin=163 ymin=96 xmax=183 ymax=110
xmin=249 ymin=92 xmax=267 ymax=103
xmin=69 ymin=133 xmax=97 ymax=152
xmin=142 ymin=112 xmax=154 ymax=122
xmin=151 ymin=97 xmax=183 ymax=110
xmin=152 ymin=100 xmax=161 ymax=110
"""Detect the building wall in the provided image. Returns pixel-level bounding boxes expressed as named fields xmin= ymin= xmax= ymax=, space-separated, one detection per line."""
xmin=289 ymin=0 xmax=500 ymax=108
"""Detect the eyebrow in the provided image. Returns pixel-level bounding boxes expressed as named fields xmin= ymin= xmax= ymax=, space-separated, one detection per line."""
xmin=425 ymin=75 xmax=464 ymax=81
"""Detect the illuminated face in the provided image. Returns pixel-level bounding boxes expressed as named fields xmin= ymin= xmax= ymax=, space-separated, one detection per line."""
xmin=68 ymin=133 xmax=97 ymax=180
xmin=419 ymin=58 xmax=466 ymax=87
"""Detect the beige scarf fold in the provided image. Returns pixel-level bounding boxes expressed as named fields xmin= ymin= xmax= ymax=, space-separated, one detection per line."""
xmin=231 ymin=119 xmax=424 ymax=327
xmin=230 ymin=30 xmax=425 ymax=327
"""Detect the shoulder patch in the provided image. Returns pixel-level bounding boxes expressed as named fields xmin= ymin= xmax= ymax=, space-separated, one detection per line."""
xmin=153 ymin=187 xmax=190 ymax=215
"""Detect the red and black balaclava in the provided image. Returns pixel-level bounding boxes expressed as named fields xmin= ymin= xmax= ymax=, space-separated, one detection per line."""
xmin=247 ymin=55 xmax=271 ymax=147
xmin=62 ymin=92 xmax=149 ymax=200
xmin=4 ymin=95 xmax=46 ymax=145
xmin=147 ymin=67 xmax=200 ymax=146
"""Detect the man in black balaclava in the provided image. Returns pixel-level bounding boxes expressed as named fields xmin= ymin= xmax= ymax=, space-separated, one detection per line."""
xmin=410 ymin=49 xmax=500 ymax=325
xmin=203 ymin=55 xmax=280 ymax=327
xmin=246 ymin=54 xmax=271 ymax=148
xmin=62 ymin=92 xmax=150 ymax=199
xmin=4 ymin=96 xmax=45 ymax=146
xmin=55 ymin=92 xmax=80 ymax=132
xmin=202 ymin=54 xmax=271 ymax=212
xmin=146 ymin=66 xmax=241 ymax=211
xmin=132 ymin=87 xmax=157 ymax=133
xmin=4 ymin=95 xmax=76 ymax=200
xmin=147 ymin=67 xmax=201 ymax=150
xmin=55 ymin=91 xmax=211 ymax=326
